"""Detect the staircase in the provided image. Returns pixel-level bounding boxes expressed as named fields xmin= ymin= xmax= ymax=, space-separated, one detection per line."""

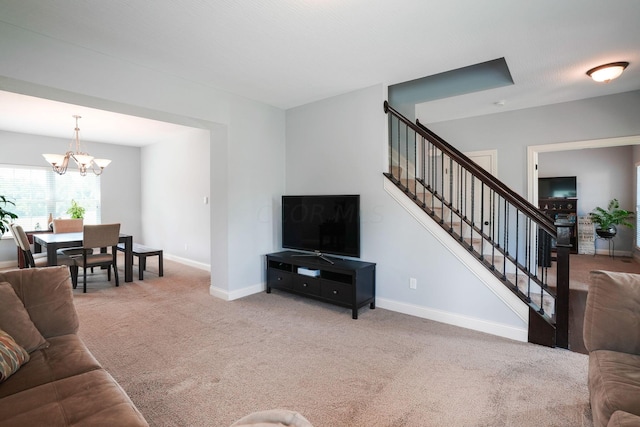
xmin=383 ymin=101 xmax=571 ymax=348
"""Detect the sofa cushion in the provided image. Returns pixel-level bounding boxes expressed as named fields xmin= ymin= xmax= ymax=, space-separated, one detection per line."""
xmin=589 ymin=350 xmax=640 ymax=427
xmin=0 ymin=368 xmax=148 ymax=427
xmin=0 ymin=334 xmax=102 ymax=399
xmin=608 ymin=410 xmax=640 ymax=427
xmin=584 ymin=270 xmax=640 ymax=354
xmin=0 ymin=329 xmax=30 ymax=383
xmin=0 ymin=281 xmax=48 ymax=352
xmin=0 ymin=267 xmax=79 ymax=338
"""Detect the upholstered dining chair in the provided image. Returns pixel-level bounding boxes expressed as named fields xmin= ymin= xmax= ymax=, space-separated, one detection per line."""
xmin=75 ymin=223 xmax=121 ymax=293
xmin=52 ymin=218 xmax=94 ymax=259
xmin=52 ymin=218 xmax=84 ymax=233
xmin=10 ymin=223 xmax=79 ymax=285
xmin=10 ymin=223 xmax=48 ymax=267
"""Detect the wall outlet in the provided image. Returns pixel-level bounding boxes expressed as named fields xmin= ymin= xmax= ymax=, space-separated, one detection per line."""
xmin=409 ymin=277 xmax=417 ymax=289
xmin=184 ymin=244 xmax=188 ymax=251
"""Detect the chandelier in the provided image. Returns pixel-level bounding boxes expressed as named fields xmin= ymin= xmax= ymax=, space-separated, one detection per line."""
xmin=42 ymin=115 xmax=111 ymax=176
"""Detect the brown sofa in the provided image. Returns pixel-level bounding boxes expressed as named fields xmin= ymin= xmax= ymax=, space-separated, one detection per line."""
xmin=584 ymin=270 xmax=640 ymax=427
xmin=0 ymin=266 xmax=148 ymax=427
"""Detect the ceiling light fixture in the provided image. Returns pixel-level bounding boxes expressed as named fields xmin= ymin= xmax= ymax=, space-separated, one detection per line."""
xmin=586 ymin=61 xmax=629 ymax=83
xmin=42 ymin=115 xmax=111 ymax=176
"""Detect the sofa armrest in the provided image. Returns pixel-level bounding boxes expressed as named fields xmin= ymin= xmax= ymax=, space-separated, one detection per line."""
xmin=584 ymin=270 xmax=640 ymax=354
xmin=0 ymin=266 xmax=79 ymax=338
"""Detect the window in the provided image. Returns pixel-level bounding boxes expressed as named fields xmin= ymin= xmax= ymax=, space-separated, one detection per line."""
xmin=0 ymin=164 xmax=101 ymax=233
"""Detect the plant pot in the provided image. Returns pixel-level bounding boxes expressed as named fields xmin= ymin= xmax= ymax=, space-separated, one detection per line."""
xmin=596 ymin=226 xmax=617 ymax=238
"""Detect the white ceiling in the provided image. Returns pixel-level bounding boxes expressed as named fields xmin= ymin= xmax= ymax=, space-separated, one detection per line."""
xmin=0 ymin=90 xmax=203 ymax=146
xmin=0 ymin=0 xmax=639 ymax=145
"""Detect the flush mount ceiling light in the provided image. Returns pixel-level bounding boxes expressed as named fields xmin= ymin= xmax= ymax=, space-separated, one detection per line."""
xmin=42 ymin=115 xmax=111 ymax=176
xmin=586 ymin=61 xmax=629 ymax=83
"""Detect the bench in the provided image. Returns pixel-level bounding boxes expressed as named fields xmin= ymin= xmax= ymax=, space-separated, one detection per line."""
xmin=117 ymin=243 xmax=163 ymax=280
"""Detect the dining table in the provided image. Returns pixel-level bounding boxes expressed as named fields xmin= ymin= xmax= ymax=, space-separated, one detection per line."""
xmin=33 ymin=232 xmax=134 ymax=283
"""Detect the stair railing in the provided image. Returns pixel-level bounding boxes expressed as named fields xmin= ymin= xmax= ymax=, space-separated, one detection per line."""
xmin=384 ymin=101 xmax=570 ymax=348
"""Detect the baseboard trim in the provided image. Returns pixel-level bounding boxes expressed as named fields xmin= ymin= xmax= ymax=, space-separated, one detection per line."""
xmin=163 ymin=253 xmax=210 ymax=271
xmin=210 ymin=282 xmax=264 ymax=301
xmin=208 ymin=278 xmax=528 ymax=342
xmin=0 ymin=260 xmax=18 ymax=269
xmin=376 ymin=297 xmax=528 ymax=343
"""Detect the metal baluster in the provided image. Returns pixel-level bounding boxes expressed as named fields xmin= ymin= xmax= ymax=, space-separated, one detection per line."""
xmin=405 ymin=124 xmax=409 ymax=193
xmin=491 ymin=189 xmax=496 ymax=269
xmin=396 ymin=118 xmax=401 ymax=183
xmin=525 ymin=215 xmax=531 ymax=302
xmin=422 ymin=136 xmax=426 ymax=206
xmin=515 ymin=207 xmax=520 ymax=293
xmin=479 ymin=181 xmax=485 ymax=261
xmin=449 ymin=157 xmax=454 ymax=231
xmin=469 ymin=173 xmax=475 ymax=251
xmin=503 ymin=198 xmax=508 ymax=280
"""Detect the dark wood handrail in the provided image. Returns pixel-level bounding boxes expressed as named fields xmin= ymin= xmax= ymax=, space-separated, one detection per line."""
xmin=384 ymin=101 xmax=556 ymax=237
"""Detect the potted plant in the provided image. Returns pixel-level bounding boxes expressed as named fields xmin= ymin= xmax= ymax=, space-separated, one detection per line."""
xmin=66 ymin=199 xmax=85 ymax=219
xmin=590 ymin=198 xmax=634 ymax=238
xmin=0 ymin=195 xmax=18 ymax=236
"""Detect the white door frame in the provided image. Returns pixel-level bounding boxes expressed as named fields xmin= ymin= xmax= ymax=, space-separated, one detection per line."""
xmin=527 ymin=135 xmax=640 ymax=206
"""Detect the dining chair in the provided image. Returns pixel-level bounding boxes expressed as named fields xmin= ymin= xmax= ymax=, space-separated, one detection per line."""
xmin=10 ymin=223 xmax=79 ymax=285
xmin=52 ymin=218 xmax=84 ymax=233
xmin=10 ymin=223 xmax=48 ymax=267
xmin=75 ymin=223 xmax=121 ymax=293
xmin=52 ymin=218 xmax=94 ymax=259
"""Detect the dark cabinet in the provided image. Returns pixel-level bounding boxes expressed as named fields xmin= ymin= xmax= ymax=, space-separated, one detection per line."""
xmin=266 ymin=251 xmax=376 ymax=319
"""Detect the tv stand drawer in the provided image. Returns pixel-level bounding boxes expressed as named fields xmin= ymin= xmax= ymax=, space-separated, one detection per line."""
xmin=267 ymin=270 xmax=292 ymax=290
xmin=321 ymin=281 xmax=351 ymax=304
xmin=292 ymin=275 xmax=321 ymax=296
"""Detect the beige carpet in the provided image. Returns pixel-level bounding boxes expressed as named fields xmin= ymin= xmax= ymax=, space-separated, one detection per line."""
xmin=72 ymin=260 xmax=592 ymax=427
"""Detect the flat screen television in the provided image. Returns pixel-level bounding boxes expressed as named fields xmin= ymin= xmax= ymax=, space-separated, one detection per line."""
xmin=282 ymin=195 xmax=360 ymax=258
xmin=538 ymin=176 xmax=577 ymax=198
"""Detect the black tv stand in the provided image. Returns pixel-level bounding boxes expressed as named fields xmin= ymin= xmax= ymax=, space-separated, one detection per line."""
xmin=291 ymin=250 xmax=335 ymax=264
xmin=266 ymin=251 xmax=376 ymax=319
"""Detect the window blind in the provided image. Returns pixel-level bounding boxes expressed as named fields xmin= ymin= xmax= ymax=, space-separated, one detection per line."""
xmin=0 ymin=164 xmax=101 ymax=233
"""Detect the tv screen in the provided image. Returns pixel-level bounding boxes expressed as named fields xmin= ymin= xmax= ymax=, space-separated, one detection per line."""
xmin=538 ymin=176 xmax=577 ymax=198
xmin=282 ymin=195 xmax=360 ymax=258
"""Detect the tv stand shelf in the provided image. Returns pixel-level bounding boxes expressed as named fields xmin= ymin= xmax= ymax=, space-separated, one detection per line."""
xmin=266 ymin=251 xmax=376 ymax=319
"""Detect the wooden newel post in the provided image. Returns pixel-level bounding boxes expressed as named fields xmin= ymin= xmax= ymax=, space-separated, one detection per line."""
xmin=554 ymin=221 xmax=572 ymax=349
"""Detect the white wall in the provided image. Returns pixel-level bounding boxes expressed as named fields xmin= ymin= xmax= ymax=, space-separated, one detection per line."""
xmin=141 ymin=128 xmax=211 ymax=266
xmin=0 ymin=22 xmax=286 ymax=294
xmin=286 ymin=84 xmax=526 ymax=336
xmin=539 ymin=145 xmax=635 ymax=253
